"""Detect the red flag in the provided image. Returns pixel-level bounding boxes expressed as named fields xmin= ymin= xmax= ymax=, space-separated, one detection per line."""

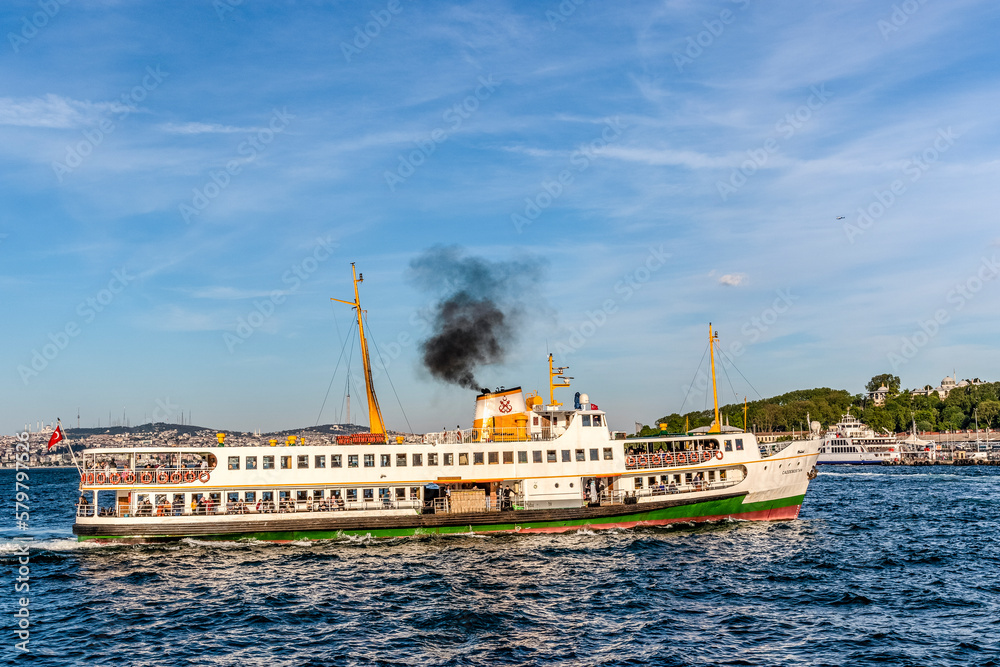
xmin=591 ymin=403 xmax=599 ymax=409
xmin=47 ymin=425 xmax=64 ymax=450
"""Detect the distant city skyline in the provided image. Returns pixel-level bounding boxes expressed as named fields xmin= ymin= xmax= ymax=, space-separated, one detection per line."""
xmin=3 ymin=2 xmax=999 ymax=435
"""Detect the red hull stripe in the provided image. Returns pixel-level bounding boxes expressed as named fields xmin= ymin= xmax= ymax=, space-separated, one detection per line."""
xmin=507 ymin=504 xmax=803 ymax=534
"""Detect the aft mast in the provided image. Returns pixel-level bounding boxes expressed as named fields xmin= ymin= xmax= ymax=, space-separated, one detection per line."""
xmin=331 ymin=264 xmax=386 ymax=438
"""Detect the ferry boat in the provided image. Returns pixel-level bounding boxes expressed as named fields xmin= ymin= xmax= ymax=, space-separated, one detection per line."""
xmin=817 ymin=411 xmax=901 ymax=465
xmin=72 ymin=266 xmax=821 ymax=543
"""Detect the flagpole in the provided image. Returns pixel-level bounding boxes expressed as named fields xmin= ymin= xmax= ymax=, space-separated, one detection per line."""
xmin=58 ymin=419 xmax=83 ymax=476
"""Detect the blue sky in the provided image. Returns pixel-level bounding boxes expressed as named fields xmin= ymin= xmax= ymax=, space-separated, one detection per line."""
xmin=3 ymin=0 xmax=1000 ymax=435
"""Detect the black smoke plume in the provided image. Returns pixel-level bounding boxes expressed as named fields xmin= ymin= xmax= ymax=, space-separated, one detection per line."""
xmin=409 ymin=246 xmax=545 ymax=390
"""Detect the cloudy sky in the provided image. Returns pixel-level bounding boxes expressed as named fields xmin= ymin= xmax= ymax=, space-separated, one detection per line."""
xmin=3 ymin=0 xmax=999 ymax=435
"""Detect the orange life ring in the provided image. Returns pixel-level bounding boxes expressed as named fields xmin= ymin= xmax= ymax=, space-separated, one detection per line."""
xmin=170 ymin=472 xmax=182 ymax=483
xmin=638 ymin=455 xmax=647 ymax=467
xmin=651 ymin=454 xmax=662 ymax=466
xmin=184 ymin=470 xmax=196 ymax=483
xmin=626 ymin=456 xmax=636 ymax=467
xmin=139 ymin=471 xmax=153 ymax=484
xmin=80 ymin=474 xmax=86 ymax=485
xmin=156 ymin=472 xmax=169 ymax=484
xmin=715 ymin=450 xmax=724 ymax=460
xmin=110 ymin=473 xmax=122 ymax=485
xmin=664 ymin=454 xmax=673 ymax=465
xmin=95 ymin=473 xmax=106 ymax=485
xmin=199 ymin=471 xmax=210 ymax=484
xmin=124 ymin=472 xmax=135 ymax=484
xmin=86 ymin=472 xmax=95 ymax=485
xmin=678 ymin=453 xmax=687 ymax=465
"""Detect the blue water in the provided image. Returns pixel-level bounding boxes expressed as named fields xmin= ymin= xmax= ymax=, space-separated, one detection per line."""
xmin=2 ymin=467 xmax=998 ymax=666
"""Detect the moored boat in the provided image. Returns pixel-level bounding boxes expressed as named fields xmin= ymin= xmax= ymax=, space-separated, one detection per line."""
xmin=72 ymin=268 xmax=820 ymax=543
xmin=817 ymin=411 xmax=901 ymax=465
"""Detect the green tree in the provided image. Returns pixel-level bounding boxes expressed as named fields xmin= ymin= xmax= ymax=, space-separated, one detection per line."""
xmin=866 ymin=374 xmax=901 ymax=395
xmin=940 ymin=406 xmax=966 ymax=431
xmin=976 ymin=400 xmax=1000 ymax=427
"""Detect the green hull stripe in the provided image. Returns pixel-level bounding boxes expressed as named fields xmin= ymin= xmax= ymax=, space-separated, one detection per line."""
xmin=78 ymin=493 xmax=806 ymax=542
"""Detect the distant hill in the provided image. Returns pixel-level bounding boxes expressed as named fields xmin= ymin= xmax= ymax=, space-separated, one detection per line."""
xmin=62 ymin=422 xmax=372 ymax=438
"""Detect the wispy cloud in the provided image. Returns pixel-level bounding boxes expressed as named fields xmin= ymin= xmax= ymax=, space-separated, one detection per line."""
xmin=191 ymin=286 xmax=287 ymax=300
xmin=718 ymin=274 xmax=746 ymax=287
xmin=0 ymin=94 xmax=131 ymax=128
xmin=158 ymin=122 xmax=261 ymax=135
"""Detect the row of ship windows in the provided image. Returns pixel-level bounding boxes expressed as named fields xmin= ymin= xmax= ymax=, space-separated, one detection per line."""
xmin=825 ymin=446 xmax=860 ymax=453
xmin=227 ymin=448 xmax=616 ymax=471
xmin=634 ymin=470 xmax=727 ymax=489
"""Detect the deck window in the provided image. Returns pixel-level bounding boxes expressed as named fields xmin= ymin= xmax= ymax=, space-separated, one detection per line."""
xmin=297 ymin=455 xmax=309 ymax=469
xmin=395 ymin=487 xmax=406 ymax=500
xmin=444 ymin=453 xmax=454 ymax=465
xmin=459 ymin=453 xmax=469 ymax=465
xmin=488 ymin=452 xmax=499 ymax=464
xmin=648 ymin=477 xmax=656 ymax=487
xmin=413 ymin=453 xmax=423 ymax=466
xmin=603 ymin=447 xmax=613 ymax=460
xmin=312 ymin=490 xmax=324 ymax=499
xmin=245 ymin=492 xmax=256 ymax=503
xmin=381 ymin=454 xmax=391 ymax=467
xmin=725 ymin=440 xmax=733 ymax=452
xmin=314 ymin=455 xmax=326 ymax=469
xmin=396 ymin=453 xmax=407 ymax=467
xmin=635 ymin=477 xmax=643 ymax=489
xmin=262 ymin=491 xmax=273 ymax=502
xmin=294 ymin=490 xmax=306 ymax=502
xmin=576 ymin=449 xmax=585 ymax=462
xmin=281 ymin=456 xmax=291 ymax=470
xmin=473 ymin=452 xmax=484 ymax=465
xmin=246 ymin=456 xmax=257 ymax=470
xmin=503 ymin=451 xmax=514 ymax=464
xmin=263 ymin=456 xmax=274 ymax=470
xmin=410 ymin=487 xmax=420 ymax=500
xmin=720 ymin=470 xmax=727 ymax=481
xmin=581 ymin=415 xmax=592 ymax=427
xmin=364 ymin=454 xmax=375 ymax=468
xmin=228 ymin=456 xmax=239 ymax=470
xmin=332 ymin=454 xmax=342 ymax=468
xmin=346 ymin=489 xmax=357 ymax=501
xmin=547 ymin=450 xmax=557 ymax=463
xmin=518 ymin=451 xmax=528 ymax=463
xmin=428 ymin=453 xmax=438 ymax=466
xmin=735 ymin=438 xmax=744 ymax=451
xmin=363 ymin=489 xmax=374 ymax=501
xmin=533 ymin=450 xmax=543 ymax=463
xmin=590 ymin=448 xmax=599 ymax=461
xmin=348 ymin=455 xmax=359 ymax=468
xmin=562 ymin=450 xmax=571 ymax=462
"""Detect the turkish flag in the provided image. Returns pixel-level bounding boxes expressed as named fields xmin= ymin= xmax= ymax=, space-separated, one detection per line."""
xmin=591 ymin=403 xmax=599 ymax=409
xmin=47 ymin=425 xmax=64 ymax=450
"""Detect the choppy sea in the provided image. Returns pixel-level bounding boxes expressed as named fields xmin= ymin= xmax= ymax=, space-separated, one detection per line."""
xmin=1 ymin=466 xmax=998 ymax=666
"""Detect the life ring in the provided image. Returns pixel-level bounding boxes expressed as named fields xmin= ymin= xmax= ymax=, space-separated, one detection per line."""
xmin=86 ymin=472 xmax=95 ymax=485
xmin=677 ymin=453 xmax=687 ymax=465
xmin=80 ymin=474 xmax=86 ymax=485
xmin=199 ymin=471 xmax=210 ymax=484
xmin=184 ymin=470 xmax=196 ymax=483
xmin=626 ymin=456 xmax=636 ymax=467
xmin=139 ymin=471 xmax=153 ymax=484
xmin=110 ymin=473 xmax=122 ymax=485
xmin=124 ymin=472 xmax=136 ymax=484
xmin=702 ymin=451 xmax=710 ymax=462
xmin=638 ymin=455 xmax=647 ymax=467
xmin=651 ymin=454 xmax=662 ymax=466
xmin=664 ymin=454 xmax=673 ymax=465
xmin=170 ymin=472 xmax=182 ymax=483
xmin=715 ymin=450 xmax=724 ymax=460
xmin=156 ymin=472 xmax=169 ymax=484
xmin=95 ymin=473 xmax=106 ymax=485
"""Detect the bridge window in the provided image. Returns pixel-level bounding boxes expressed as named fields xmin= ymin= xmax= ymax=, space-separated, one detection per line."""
xmin=576 ymin=449 xmax=585 ymax=461
xmin=562 ymin=450 xmax=571 ymax=462
xmin=281 ymin=456 xmax=292 ymax=469
xmin=381 ymin=454 xmax=391 ymax=467
xmin=246 ymin=456 xmax=257 ymax=470
xmin=413 ymin=453 xmax=423 ymax=466
xmin=297 ymin=455 xmax=309 ymax=469
xmin=364 ymin=454 xmax=375 ymax=468
xmin=428 ymin=453 xmax=438 ymax=466
xmin=603 ymin=447 xmax=613 ymax=460
xmin=396 ymin=453 xmax=407 ymax=467
xmin=444 ymin=453 xmax=454 ymax=465
xmin=348 ymin=455 xmax=358 ymax=468
xmin=533 ymin=451 xmax=543 ymax=463
xmin=503 ymin=451 xmax=514 ymax=464
xmin=590 ymin=448 xmax=599 ymax=461
xmin=547 ymin=450 xmax=557 ymax=463
xmin=581 ymin=415 xmax=592 ymax=427
xmin=314 ymin=455 xmax=325 ymax=469
xmin=331 ymin=455 xmax=342 ymax=468
xmin=228 ymin=456 xmax=239 ymax=470
xmin=725 ymin=440 xmax=732 ymax=451
xmin=346 ymin=489 xmax=357 ymax=501
xmin=363 ymin=489 xmax=373 ymax=501
xmin=473 ymin=452 xmax=484 ymax=465
xmin=593 ymin=415 xmax=602 ymax=427
xmin=519 ymin=451 xmax=528 ymax=463
xmin=488 ymin=452 xmax=499 ymax=464
xmin=458 ymin=453 xmax=469 ymax=465
xmin=735 ymin=439 xmax=744 ymax=451
xmin=263 ymin=456 xmax=274 ymax=470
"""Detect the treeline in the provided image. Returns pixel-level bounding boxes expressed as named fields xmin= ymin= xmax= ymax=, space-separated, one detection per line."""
xmin=637 ymin=382 xmax=1000 ymax=436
